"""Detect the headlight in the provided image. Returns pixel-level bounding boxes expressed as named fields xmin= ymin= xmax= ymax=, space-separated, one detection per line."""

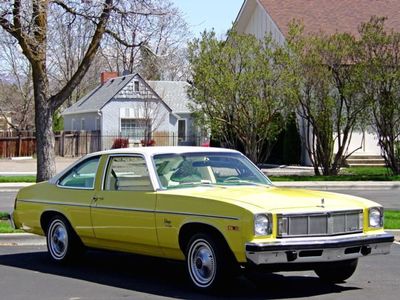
xmin=254 ymin=214 xmax=272 ymax=236
xmin=369 ymin=207 xmax=383 ymax=228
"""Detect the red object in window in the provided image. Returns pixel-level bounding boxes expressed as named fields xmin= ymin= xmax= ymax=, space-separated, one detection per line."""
xmin=111 ymin=138 xmax=129 ymax=149
xmin=141 ymin=139 xmax=156 ymax=147
xmin=201 ymin=140 xmax=210 ymax=147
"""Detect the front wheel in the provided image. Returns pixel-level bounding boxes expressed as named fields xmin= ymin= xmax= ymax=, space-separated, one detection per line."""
xmin=46 ymin=215 xmax=83 ymax=263
xmin=314 ymin=259 xmax=358 ymax=283
xmin=186 ymin=233 xmax=235 ymax=291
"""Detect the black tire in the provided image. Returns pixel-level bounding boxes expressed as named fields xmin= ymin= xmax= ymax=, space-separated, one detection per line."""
xmin=314 ymin=259 xmax=358 ymax=283
xmin=46 ymin=215 xmax=84 ymax=263
xmin=185 ymin=233 xmax=236 ymax=291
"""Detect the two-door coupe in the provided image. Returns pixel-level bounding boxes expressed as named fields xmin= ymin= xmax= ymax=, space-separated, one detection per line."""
xmin=12 ymin=147 xmax=394 ymax=290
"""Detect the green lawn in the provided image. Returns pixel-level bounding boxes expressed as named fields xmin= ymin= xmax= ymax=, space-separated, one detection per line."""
xmin=384 ymin=210 xmax=400 ymax=229
xmin=0 ymin=176 xmax=36 ymax=183
xmin=270 ymin=166 xmax=400 ymax=181
xmin=0 ymin=212 xmax=23 ymax=233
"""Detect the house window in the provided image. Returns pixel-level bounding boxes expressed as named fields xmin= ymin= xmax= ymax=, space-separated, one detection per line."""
xmin=81 ymin=118 xmax=85 ymax=130
xmin=95 ymin=117 xmax=100 ymax=131
xmin=178 ymin=119 xmax=186 ymax=141
xmin=120 ymin=118 xmax=150 ymax=138
xmin=71 ymin=119 xmax=76 ymax=131
xmin=134 ymin=81 xmax=140 ymax=92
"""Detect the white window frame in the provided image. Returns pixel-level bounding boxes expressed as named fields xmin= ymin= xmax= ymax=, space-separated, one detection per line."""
xmin=134 ymin=81 xmax=140 ymax=92
xmin=71 ymin=118 xmax=76 ymax=131
xmin=178 ymin=119 xmax=187 ymax=141
xmin=80 ymin=118 xmax=85 ymax=131
xmin=95 ymin=117 xmax=100 ymax=131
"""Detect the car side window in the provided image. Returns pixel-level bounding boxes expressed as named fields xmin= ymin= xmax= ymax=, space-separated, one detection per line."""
xmin=104 ymin=156 xmax=152 ymax=191
xmin=58 ymin=156 xmax=100 ymax=189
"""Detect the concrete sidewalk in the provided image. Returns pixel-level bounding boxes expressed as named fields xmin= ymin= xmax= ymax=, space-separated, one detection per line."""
xmin=0 ymin=157 xmax=79 ymax=176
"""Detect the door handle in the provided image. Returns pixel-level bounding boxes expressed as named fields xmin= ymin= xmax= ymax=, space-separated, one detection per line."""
xmin=92 ymin=196 xmax=104 ymax=201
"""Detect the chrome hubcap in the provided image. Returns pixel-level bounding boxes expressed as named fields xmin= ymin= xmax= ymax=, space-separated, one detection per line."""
xmin=188 ymin=240 xmax=216 ymax=287
xmin=49 ymin=220 xmax=68 ymax=259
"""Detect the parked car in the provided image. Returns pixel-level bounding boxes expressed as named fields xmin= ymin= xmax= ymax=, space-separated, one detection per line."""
xmin=12 ymin=147 xmax=394 ymax=291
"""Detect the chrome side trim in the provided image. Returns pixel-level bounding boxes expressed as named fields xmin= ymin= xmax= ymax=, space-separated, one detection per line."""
xmin=16 ymin=199 xmax=239 ymax=220
xmin=93 ymin=205 xmax=154 ymax=213
xmin=156 ymin=210 xmax=240 ymax=220
xmin=18 ymin=199 xmax=90 ymax=208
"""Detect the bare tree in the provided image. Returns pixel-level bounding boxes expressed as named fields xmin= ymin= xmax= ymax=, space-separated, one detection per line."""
xmin=0 ymin=0 xmax=181 ymax=181
xmin=99 ymin=0 xmax=190 ymax=80
xmin=0 ymin=34 xmax=34 ymax=132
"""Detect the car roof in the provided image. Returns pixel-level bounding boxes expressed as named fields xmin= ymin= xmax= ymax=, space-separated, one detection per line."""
xmin=87 ymin=146 xmax=240 ymax=157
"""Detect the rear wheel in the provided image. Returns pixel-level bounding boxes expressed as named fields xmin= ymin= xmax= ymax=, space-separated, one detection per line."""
xmin=186 ymin=233 xmax=236 ymax=291
xmin=46 ymin=215 xmax=84 ymax=263
xmin=314 ymin=259 xmax=358 ymax=283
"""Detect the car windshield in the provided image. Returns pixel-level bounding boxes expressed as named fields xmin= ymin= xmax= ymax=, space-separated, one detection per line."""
xmin=153 ymin=152 xmax=272 ymax=189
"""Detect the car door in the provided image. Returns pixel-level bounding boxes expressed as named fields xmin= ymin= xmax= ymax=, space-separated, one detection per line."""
xmin=90 ymin=154 xmax=161 ymax=256
xmin=55 ymin=155 xmax=101 ymax=239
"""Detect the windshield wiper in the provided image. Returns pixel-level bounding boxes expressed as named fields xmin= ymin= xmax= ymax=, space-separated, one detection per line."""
xmin=222 ymin=179 xmax=271 ymax=187
xmin=179 ymin=180 xmax=213 ymax=186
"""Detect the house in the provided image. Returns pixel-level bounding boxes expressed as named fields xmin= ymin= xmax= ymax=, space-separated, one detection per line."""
xmin=0 ymin=112 xmax=12 ymax=132
xmin=62 ymin=72 xmax=199 ymax=149
xmin=235 ymin=0 xmax=400 ymax=164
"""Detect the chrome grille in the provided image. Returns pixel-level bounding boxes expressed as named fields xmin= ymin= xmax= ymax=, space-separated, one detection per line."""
xmin=277 ymin=210 xmax=363 ymax=238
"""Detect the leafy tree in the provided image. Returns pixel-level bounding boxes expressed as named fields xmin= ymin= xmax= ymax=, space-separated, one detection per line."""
xmin=188 ymin=30 xmax=295 ymax=163
xmin=287 ymin=23 xmax=367 ymax=175
xmin=0 ymin=0 xmax=183 ymax=181
xmin=359 ymin=17 xmax=400 ymax=175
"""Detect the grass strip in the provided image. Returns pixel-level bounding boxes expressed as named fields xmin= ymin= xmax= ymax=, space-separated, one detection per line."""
xmin=384 ymin=210 xmax=400 ymax=229
xmin=0 ymin=212 xmax=23 ymax=233
xmin=0 ymin=176 xmax=36 ymax=183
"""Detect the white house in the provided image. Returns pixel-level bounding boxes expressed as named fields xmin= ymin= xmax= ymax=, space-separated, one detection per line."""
xmin=62 ymin=72 xmax=198 ymax=149
xmin=235 ymin=0 xmax=400 ymax=164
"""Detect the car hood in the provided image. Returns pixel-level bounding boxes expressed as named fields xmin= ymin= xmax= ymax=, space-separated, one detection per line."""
xmin=160 ymin=185 xmax=379 ymax=213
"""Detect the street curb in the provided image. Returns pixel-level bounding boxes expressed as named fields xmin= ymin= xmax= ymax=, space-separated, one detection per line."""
xmin=0 ymin=233 xmax=46 ymax=246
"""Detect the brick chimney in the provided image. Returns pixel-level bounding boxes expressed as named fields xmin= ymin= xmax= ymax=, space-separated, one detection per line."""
xmin=100 ymin=71 xmax=118 ymax=84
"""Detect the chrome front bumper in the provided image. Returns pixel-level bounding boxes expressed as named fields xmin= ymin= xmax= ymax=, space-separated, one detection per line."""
xmin=246 ymin=232 xmax=394 ymax=265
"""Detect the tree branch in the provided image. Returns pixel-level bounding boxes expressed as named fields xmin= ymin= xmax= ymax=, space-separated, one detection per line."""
xmin=49 ymin=0 xmax=114 ymax=110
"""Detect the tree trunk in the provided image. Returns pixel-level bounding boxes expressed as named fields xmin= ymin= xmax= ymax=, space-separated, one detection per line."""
xmin=33 ymin=68 xmax=56 ymax=182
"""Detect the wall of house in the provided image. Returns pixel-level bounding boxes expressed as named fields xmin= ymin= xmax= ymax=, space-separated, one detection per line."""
xmin=63 ymin=112 xmax=100 ymax=131
xmin=334 ymin=131 xmax=381 ymax=155
xmin=241 ymin=2 xmax=285 ymax=45
xmin=101 ymin=98 xmax=171 ymax=135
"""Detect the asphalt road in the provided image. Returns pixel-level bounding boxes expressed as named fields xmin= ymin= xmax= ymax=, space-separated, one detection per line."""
xmin=1 ymin=188 xmax=399 ymax=213
xmin=0 ymin=243 xmax=398 ymax=300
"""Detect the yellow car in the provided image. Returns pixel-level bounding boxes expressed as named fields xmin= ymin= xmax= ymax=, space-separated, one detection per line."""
xmin=12 ymin=147 xmax=394 ymax=290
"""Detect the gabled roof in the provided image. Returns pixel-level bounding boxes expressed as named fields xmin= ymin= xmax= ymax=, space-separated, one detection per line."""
xmin=62 ymin=74 xmax=139 ymax=115
xmin=147 ymin=81 xmax=193 ymax=114
xmin=242 ymin=0 xmax=400 ymax=37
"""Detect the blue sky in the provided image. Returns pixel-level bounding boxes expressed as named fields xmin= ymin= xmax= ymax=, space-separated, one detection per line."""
xmin=172 ymin=0 xmax=244 ymax=37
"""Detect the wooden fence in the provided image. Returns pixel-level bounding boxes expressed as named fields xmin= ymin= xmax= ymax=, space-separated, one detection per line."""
xmin=0 ymin=131 xmax=207 ymax=158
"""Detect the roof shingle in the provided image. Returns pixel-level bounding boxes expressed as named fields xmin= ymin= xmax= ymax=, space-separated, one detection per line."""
xmin=259 ymin=0 xmax=400 ymax=37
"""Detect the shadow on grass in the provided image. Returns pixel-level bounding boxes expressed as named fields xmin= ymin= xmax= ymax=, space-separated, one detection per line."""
xmin=0 ymin=249 xmax=360 ymax=299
